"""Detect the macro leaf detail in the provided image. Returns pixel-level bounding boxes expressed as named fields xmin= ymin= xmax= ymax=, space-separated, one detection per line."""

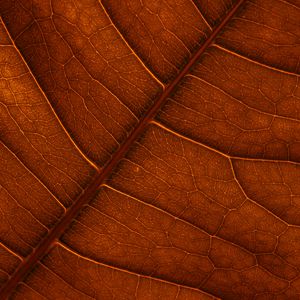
xmin=0 ymin=0 xmax=300 ymax=299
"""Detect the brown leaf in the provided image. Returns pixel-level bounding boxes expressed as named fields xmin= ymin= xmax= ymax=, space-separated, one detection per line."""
xmin=0 ymin=0 xmax=299 ymax=299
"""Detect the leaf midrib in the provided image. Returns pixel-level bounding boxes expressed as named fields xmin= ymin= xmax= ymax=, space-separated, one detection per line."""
xmin=0 ymin=1 xmax=245 ymax=298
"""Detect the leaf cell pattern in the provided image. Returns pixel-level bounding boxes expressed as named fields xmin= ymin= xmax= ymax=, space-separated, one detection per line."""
xmin=0 ymin=0 xmax=300 ymax=299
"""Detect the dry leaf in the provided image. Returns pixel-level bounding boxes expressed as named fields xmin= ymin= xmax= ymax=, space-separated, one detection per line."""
xmin=0 ymin=0 xmax=300 ymax=299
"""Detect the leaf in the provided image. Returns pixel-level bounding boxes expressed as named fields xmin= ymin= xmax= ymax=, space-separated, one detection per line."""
xmin=0 ymin=0 xmax=299 ymax=299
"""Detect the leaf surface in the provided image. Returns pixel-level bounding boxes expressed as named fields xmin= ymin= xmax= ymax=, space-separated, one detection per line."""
xmin=0 ymin=0 xmax=300 ymax=299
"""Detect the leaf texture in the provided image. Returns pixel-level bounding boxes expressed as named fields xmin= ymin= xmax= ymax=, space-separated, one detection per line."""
xmin=0 ymin=0 xmax=300 ymax=299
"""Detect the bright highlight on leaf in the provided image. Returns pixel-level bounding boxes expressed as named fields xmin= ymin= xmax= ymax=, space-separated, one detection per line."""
xmin=0 ymin=0 xmax=300 ymax=299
